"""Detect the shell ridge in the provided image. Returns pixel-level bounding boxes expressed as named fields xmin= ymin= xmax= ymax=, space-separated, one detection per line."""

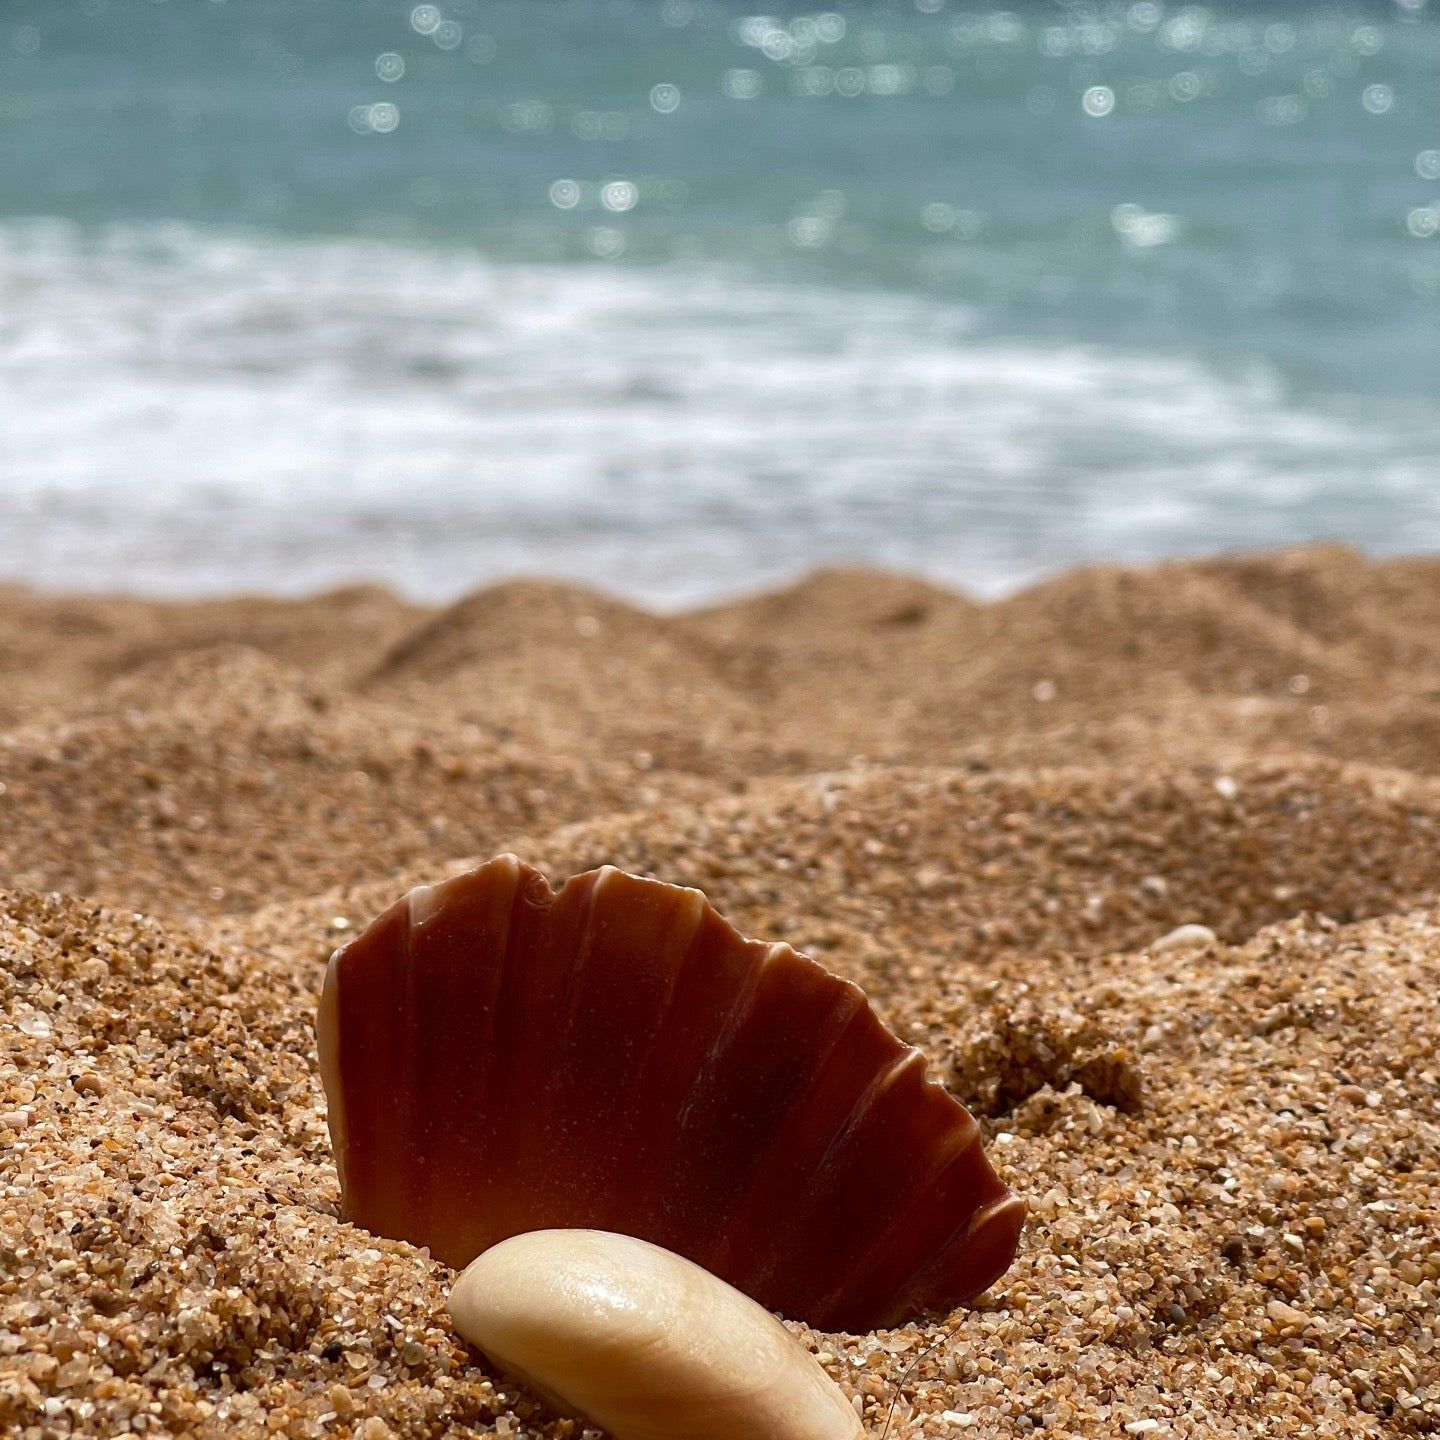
xmin=453 ymin=861 xmax=525 ymax=1242
xmin=588 ymin=889 xmax=708 ymax=1233
xmin=329 ymin=901 xmax=413 ymax=1230
xmin=887 ymin=1190 xmax=1027 ymax=1324
xmin=659 ymin=940 xmax=789 ymax=1271
xmin=806 ymin=1107 xmax=983 ymax=1325
xmin=808 ymin=1049 xmax=926 ymax=1193
xmin=534 ymin=869 xmax=611 ymax=1198
xmin=400 ymin=882 xmax=425 ymax=1236
xmin=414 ymin=857 xmax=554 ymax=1257
xmin=705 ymin=982 xmax=870 ymax=1275
xmin=477 ymin=864 xmax=523 ymax=1108
xmin=613 ymin=892 xmax=754 ymax=1163
xmin=671 ymin=938 xmax=774 ymax=1137
xmin=486 ymin=861 xmax=561 ymax=1229
xmin=607 ymin=906 xmax=766 ymax=1249
xmin=746 ymin=1047 xmax=923 ymax=1299
xmin=548 ymin=869 xmax=611 ymax=1087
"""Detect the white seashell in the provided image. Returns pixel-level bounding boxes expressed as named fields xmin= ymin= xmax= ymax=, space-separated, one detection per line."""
xmin=448 ymin=1229 xmax=865 ymax=1440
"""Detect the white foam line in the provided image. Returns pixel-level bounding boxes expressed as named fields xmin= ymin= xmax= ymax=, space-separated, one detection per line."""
xmin=0 ymin=219 xmax=1436 ymax=603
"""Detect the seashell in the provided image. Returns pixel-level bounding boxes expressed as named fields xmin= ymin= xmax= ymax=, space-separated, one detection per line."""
xmin=318 ymin=854 xmax=1023 ymax=1331
xmin=448 ymin=1228 xmax=865 ymax=1440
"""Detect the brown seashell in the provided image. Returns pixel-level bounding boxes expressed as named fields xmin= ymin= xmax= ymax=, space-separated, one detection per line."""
xmin=318 ymin=854 xmax=1023 ymax=1331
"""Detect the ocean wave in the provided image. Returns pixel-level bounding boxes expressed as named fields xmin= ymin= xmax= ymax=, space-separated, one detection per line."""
xmin=1 ymin=219 xmax=1436 ymax=603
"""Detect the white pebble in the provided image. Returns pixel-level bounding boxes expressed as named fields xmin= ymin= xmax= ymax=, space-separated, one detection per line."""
xmin=449 ymin=1229 xmax=864 ymax=1440
xmin=1152 ymin=923 xmax=1218 ymax=954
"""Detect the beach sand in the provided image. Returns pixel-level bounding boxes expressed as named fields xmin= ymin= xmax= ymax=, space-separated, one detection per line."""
xmin=1 ymin=543 xmax=1437 ymax=1437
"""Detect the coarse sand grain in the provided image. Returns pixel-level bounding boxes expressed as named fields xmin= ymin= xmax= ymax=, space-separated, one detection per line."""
xmin=1 ymin=545 xmax=1437 ymax=1437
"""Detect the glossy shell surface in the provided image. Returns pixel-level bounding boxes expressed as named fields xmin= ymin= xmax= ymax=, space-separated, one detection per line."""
xmin=318 ymin=854 xmax=1023 ymax=1330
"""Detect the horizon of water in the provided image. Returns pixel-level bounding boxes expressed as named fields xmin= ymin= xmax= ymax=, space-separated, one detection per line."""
xmin=1 ymin=0 xmax=1437 ymax=605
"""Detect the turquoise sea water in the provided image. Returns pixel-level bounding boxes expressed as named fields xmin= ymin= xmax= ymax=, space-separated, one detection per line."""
xmin=1 ymin=0 xmax=1437 ymax=601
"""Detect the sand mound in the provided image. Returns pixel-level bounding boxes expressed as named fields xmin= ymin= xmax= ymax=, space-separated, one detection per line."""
xmin=368 ymin=581 xmax=656 ymax=680
xmin=688 ymin=547 xmax=1439 ymax=766
xmin=3 ymin=544 xmax=1438 ymax=774
xmin=689 ymin=565 xmax=973 ymax=653
xmin=84 ymin=645 xmax=339 ymax=728
xmin=364 ymin=579 xmax=762 ymax=762
xmin=0 ymin=647 xmax=721 ymax=918
xmin=0 ymin=584 xmax=421 ymax=724
xmin=480 ymin=759 xmax=1440 ymax=998
xmin=1195 ymin=544 xmax=1440 ymax=671
xmin=976 ymin=560 xmax=1346 ymax=698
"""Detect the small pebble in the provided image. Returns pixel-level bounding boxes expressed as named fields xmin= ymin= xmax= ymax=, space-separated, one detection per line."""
xmin=1152 ymin=923 xmax=1218 ymax=954
xmin=449 ymin=1230 xmax=864 ymax=1440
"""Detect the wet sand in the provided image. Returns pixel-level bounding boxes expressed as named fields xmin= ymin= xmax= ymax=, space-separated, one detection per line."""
xmin=1 ymin=543 xmax=1437 ymax=1436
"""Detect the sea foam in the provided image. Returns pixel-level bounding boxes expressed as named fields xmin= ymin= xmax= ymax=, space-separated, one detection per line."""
xmin=1 ymin=220 xmax=1435 ymax=603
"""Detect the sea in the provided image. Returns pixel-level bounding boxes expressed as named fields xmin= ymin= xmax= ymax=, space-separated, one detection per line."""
xmin=0 ymin=0 xmax=1437 ymax=604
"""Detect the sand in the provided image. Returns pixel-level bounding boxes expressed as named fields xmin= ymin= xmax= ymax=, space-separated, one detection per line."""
xmin=1 ymin=543 xmax=1437 ymax=1437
